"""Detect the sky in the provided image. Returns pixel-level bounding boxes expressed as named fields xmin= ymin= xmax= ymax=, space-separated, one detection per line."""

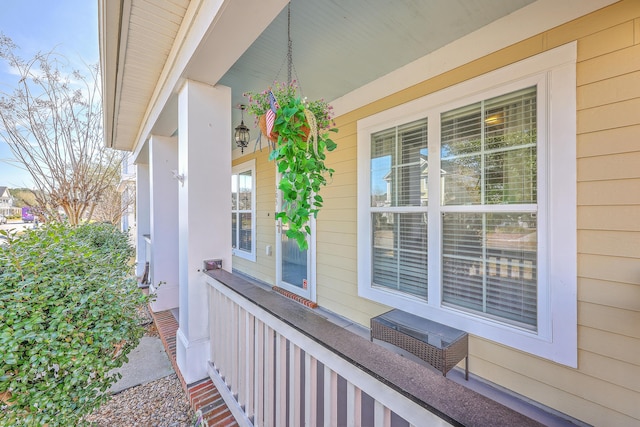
xmin=0 ymin=0 xmax=98 ymax=188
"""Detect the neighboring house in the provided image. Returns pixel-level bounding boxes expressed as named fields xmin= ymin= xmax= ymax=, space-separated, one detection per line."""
xmin=0 ymin=186 xmax=11 ymax=206
xmin=0 ymin=186 xmax=20 ymax=217
xmin=99 ymin=1 xmax=639 ymax=425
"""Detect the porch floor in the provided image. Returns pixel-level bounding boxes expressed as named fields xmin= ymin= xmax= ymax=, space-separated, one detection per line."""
xmin=314 ymin=308 xmax=587 ymax=427
xmin=231 ymin=270 xmax=586 ymax=427
xmin=150 ymin=308 xmax=238 ymax=427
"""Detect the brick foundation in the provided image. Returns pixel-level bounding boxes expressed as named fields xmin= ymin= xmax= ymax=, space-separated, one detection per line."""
xmin=149 ymin=308 xmax=238 ymax=427
xmin=272 ymin=285 xmax=318 ymax=308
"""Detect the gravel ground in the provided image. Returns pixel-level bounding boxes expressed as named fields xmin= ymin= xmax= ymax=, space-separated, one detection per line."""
xmin=84 ymin=305 xmax=194 ymax=426
xmin=85 ymin=374 xmax=194 ymax=426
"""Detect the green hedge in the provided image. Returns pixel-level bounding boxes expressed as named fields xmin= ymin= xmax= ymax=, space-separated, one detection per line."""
xmin=0 ymin=222 xmax=147 ymax=426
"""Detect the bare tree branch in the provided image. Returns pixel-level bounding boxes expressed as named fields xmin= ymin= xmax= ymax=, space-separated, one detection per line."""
xmin=0 ymin=34 xmax=128 ymax=225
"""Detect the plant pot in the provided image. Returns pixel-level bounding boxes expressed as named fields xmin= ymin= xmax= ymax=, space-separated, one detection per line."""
xmin=259 ymin=114 xmax=278 ymax=142
xmin=259 ymin=114 xmax=310 ymax=143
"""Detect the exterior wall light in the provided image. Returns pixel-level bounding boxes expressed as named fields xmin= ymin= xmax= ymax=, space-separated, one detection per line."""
xmin=235 ymin=104 xmax=250 ymax=153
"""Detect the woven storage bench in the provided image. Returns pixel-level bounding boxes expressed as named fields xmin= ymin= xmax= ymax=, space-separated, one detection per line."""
xmin=371 ymin=309 xmax=468 ymax=379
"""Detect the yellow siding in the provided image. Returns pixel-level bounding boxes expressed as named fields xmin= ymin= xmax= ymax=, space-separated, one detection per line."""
xmin=580 ymin=326 xmax=639 ymax=367
xmin=579 ymin=152 xmax=640 ymax=181
xmin=577 ymin=70 xmax=640 ymax=108
xmin=579 ymin=302 xmax=640 ymax=339
xmin=578 ymin=97 xmax=640 ymax=133
xmin=545 ymin=0 xmax=640 ymax=49
xmin=470 ymin=337 xmax=640 ymax=422
xmin=579 ymin=278 xmax=640 ymax=311
xmin=232 ymin=149 xmax=276 ymax=285
xmin=578 ymin=179 xmax=640 ymax=205
xmin=469 ymin=353 xmax=637 ymax=426
xmin=234 ymin=1 xmax=640 ymax=425
xmin=576 ymin=21 xmax=633 ymax=61
xmin=579 ymin=350 xmax=640 ymax=393
xmin=579 ymin=205 xmax=640 ymax=231
xmin=314 ymin=111 xmax=364 ymax=320
xmin=579 ymin=253 xmax=640 ymax=285
xmin=577 ymin=42 xmax=640 ymax=85
xmin=578 ymin=124 xmax=640 ymax=157
xmin=579 ymin=230 xmax=640 ymax=258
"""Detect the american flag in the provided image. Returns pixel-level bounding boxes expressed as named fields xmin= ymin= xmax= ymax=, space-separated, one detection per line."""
xmin=266 ymin=91 xmax=279 ymax=138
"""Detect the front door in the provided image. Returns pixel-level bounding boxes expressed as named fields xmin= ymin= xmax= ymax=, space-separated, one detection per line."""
xmin=275 ymin=178 xmax=315 ymax=301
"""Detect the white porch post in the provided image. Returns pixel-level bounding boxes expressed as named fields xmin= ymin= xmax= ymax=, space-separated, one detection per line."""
xmin=149 ymin=135 xmax=180 ymax=312
xmin=135 ymin=163 xmax=150 ymax=279
xmin=176 ymin=80 xmax=232 ymax=384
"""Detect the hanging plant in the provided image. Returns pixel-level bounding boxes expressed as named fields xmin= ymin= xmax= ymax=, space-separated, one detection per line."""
xmin=245 ymin=81 xmax=338 ymax=250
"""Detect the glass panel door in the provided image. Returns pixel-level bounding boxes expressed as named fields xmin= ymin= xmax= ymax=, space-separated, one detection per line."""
xmin=275 ymin=176 xmax=314 ymax=301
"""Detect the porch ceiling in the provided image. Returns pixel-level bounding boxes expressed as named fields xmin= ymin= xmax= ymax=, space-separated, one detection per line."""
xmin=216 ymin=0 xmax=536 ymax=116
xmin=101 ymin=0 xmax=537 ymax=152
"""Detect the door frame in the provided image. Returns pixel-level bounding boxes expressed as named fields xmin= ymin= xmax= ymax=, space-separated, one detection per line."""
xmin=275 ymin=172 xmax=316 ymax=302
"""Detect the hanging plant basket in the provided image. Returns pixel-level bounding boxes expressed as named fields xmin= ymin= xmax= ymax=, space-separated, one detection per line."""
xmin=259 ymin=113 xmax=310 ymax=143
xmin=245 ymin=81 xmax=338 ymax=250
xmin=258 ymin=114 xmax=277 ymax=142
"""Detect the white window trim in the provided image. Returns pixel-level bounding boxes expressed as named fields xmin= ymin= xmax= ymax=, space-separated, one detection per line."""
xmin=232 ymin=159 xmax=256 ymax=262
xmin=357 ymin=42 xmax=577 ymax=367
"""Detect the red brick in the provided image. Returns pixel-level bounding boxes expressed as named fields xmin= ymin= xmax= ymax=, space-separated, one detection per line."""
xmin=149 ymin=306 xmax=238 ymax=426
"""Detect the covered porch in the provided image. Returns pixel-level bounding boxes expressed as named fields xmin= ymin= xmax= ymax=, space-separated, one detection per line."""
xmin=98 ymin=0 xmax=634 ymax=426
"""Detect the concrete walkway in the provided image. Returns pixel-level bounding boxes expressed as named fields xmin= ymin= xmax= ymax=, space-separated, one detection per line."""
xmin=110 ymin=335 xmax=174 ymax=394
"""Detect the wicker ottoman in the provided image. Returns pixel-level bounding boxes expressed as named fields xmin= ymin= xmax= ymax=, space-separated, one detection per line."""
xmin=371 ymin=309 xmax=468 ymax=380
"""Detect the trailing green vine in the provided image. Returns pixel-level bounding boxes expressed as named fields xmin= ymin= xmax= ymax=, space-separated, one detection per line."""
xmin=270 ymin=96 xmax=337 ymax=250
xmin=245 ymin=82 xmax=337 ymax=250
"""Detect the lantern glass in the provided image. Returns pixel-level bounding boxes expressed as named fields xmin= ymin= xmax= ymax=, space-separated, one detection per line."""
xmin=234 ymin=106 xmax=250 ymax=152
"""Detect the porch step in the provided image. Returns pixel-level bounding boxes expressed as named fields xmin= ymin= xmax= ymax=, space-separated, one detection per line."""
xmin=188 ymin=378 xmax=237 ymax=427
xmin=149 ymin=308 xmax=238 ymax=426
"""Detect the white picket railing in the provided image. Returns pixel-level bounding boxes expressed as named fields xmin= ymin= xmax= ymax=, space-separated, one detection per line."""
xmin=205 ymin=276 xmax=453 ymax=427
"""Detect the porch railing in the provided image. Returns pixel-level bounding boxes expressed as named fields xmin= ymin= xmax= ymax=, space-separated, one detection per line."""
xmin=205 ymin=273 xmax=454 ymax=427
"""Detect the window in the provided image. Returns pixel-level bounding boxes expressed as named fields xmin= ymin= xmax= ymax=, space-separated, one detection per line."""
xmin=357 ymin=43 xmax=577 ymax=366
xmin=371 ymin=119 xmax=428 ymax=299
xmin=441 ymin=87 xmax=538 ymax=330
xmin=232 ymin=160 xmax=256 ymax=262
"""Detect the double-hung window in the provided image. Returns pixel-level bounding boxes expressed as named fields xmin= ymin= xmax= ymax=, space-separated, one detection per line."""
xmin=357 ymin=44 xmax=577 ymax=366
xmin=232 ymin=160 xmax=256 ymax=262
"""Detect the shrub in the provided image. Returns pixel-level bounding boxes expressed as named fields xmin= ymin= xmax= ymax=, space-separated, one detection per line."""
xmin=0 ymin=222 xmax=147 ymax=426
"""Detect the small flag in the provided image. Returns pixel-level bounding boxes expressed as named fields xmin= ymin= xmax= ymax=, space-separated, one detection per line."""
xmin=266 ymin=91 xmax=279 ymax=138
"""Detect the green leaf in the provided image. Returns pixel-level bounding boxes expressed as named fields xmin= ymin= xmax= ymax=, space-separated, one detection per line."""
xmin=0 ymin=222 xmax=146 ymax=425
xmin=256 ymin=92 xmax=338 ymax=251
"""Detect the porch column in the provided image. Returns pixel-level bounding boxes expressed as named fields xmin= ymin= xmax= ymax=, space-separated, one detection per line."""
xmin=176 ymin=80 xmax=232 ymax=384
xmin=135 ymin=163 xmax=150 ymax=279
xmin=148 ymin=135 xmax=180 ymax=312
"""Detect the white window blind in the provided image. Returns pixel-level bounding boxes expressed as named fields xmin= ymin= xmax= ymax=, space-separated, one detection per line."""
xmin=442 ymin=212 xmax=537 ymax=328
xmin=370 ymin=119 xmax=428 ymax=299
xmin=440 ymin=86 xmax=538 ymax=329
